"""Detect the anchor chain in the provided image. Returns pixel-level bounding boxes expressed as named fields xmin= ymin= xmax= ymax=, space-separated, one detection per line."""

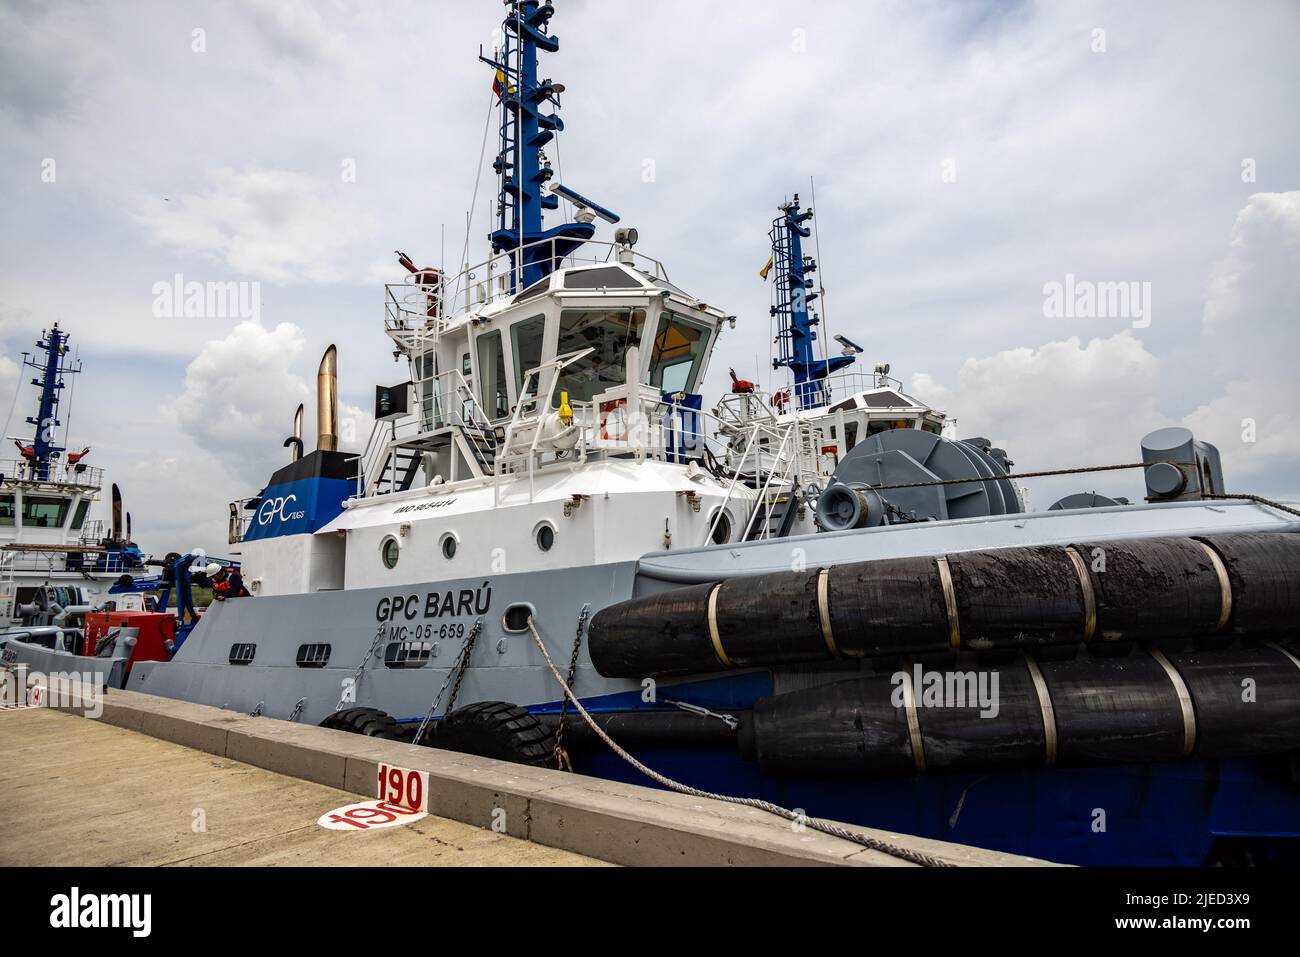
xmin=336 ymin=625 xmax=388 ymax=712
xmin=412 ymin=617 xmax=483 ymax=746
xmin=552 ymin=603 xmax=590 ymax=770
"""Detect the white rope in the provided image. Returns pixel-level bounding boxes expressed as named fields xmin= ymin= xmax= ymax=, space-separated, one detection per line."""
xmin=526 ymin=616 xmax=952 ymax=867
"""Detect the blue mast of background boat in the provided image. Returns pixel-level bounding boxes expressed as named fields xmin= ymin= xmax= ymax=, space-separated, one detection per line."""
xmin=769 ymin=195 xmax=856 ymax=409
xmin=20 ymin=324 xmax=79 ymax=482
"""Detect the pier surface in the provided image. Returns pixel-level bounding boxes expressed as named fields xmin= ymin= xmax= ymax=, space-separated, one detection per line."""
xmin=0 ymin=707 xmax=602 ymax=866
xmin=0 ymin=688 xmax=1057 ymax=867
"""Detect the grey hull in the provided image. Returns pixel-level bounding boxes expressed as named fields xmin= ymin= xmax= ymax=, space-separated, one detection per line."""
xmin=128 ymin=499 xmax=1300 ymax=727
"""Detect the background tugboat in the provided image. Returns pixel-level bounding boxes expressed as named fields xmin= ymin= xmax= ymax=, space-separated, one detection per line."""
xmin=0 ymin=324 xmax=150 ymax=624
xmin=0 ymin=325 xmax=236 ymax=691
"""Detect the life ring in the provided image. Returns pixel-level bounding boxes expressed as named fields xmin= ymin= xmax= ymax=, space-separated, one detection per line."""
xmin=600 ymin=398 xmax=629 ymax=440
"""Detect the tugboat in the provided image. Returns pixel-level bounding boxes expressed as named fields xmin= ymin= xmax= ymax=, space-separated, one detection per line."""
xmin=0 ymin=325 xmax=151 ymax=624
xmin=0 ymin=325 xmax=217 ymax=691
xmin=123 ymin=1 xmax=1299 ymax=866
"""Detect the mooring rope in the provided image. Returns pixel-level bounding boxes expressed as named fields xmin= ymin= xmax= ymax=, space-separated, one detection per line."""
xmin=526 ymin=616 xmax=952 ymax=867
xmin=1203 ymin=493 xmax=1300 ymax=520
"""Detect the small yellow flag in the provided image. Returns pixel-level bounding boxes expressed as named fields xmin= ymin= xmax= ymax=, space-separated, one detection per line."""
xmin=759 ymin=255 xmax=774 ymax=280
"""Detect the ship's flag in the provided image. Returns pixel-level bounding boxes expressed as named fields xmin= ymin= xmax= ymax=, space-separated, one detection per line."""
xmin=759 ymin=254 xmax=774 ymax=280
xmin=493 ymin=69 xmax=507 ymax=100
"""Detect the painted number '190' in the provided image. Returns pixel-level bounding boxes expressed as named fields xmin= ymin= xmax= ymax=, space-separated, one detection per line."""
xmin=377 ymin=763 xmax=427 ymax=812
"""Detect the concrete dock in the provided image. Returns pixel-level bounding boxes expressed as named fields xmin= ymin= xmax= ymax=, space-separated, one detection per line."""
xmin=1 ymin=688 xmax=1056 ymax=867
xmin=0 ymin=707 xmax=603 ymax=866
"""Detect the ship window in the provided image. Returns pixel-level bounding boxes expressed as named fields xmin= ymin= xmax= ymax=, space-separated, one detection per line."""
xmin=562 ymin=266 xmax=643 ymax=289
xmin=535 ymin=522 xmax=555 ymax=551
xmin=649 ymin=313 xmax=709 ymax=394
xmin=553 ymin=308 xmax=646 ymax=404
xmin=0 ymin=495 xmax=13 ymax=526
xmin=708 ymin=509 xmax=733 ymax=545
xmin=229 ymin=643 xmax=256 ymax=665
xmin=513 ymin=276 xmax=551 ymax=304
xmin=440 ymin=532 xmax=458 ymax=560
xmin=381 ymin=536 xmax=400 ymax=569
xmin=844 ymin=421 xmax=859 ymax=450
xmin=70 ymin=500 xmax=90 ymax=530
xmin=476 ymin=329 xmax=509 ymax=419
xmin=384 ymin=639 xmax=434 ymax=668
xmin=510 ymin=313 xmax=547 ymax=396
xmin=867 ymin=419 xmax=909 ymax=438
xmin=295 ymin=643 xmax=331 ymax=668
xmin=22 ymin=496 xmax=69 ymax=528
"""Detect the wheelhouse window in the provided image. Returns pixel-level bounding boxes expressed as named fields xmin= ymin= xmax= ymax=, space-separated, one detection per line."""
xmin=476 ymin=329 xmax=509 ymax=419
xmin=554 ymin=308 xmax=646 ymax=404
xmin=562 ymin=266 xmax=644 ymax=289
xmin=510 ymin=314 xmax=547 ymax=396
xmin=649 ymin=313 xmax=710 ymax=394
xmin=70 ymin=500 xmax=90 ymax=530
xmin=0 ymin=495 xmax=14 ymax=526
xmin=22 ymin=495 xmax=69 ymax=528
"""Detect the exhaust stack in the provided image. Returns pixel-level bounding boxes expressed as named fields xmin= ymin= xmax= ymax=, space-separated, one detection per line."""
xmin=110 ymin=483 xmax=123 ymax=542
xmin=284 ymin=403 xmax=304 ymax=461
xmin=317 ymin=345 xmax=337 ymax=452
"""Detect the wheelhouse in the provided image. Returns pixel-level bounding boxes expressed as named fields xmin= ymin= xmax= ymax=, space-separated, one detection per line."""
xmin=450 ymin=262 xmax=722 ymax=425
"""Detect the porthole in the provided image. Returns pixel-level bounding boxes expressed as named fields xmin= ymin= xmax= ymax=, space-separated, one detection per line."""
xmin=708 ymin=509 xmax=733 ymax=545
xmin=381 ymin=536 xmax=400 ymax=569
xmin=535 ymin=522 xmax=555 ymax=552
xmin=440 ymin=532 xmax=458 ymax=560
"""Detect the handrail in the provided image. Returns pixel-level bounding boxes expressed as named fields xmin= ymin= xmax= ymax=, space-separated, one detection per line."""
xmin=383 ymin=238 xmax=673 ymax=332
xmin=739 ymin=422 xmax=797 ymax=541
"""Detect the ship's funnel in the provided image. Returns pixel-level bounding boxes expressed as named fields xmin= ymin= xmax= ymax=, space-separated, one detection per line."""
xmin=111 ymin=483 xmax=123 ymax=542
xmin=317 ymin=345 xmax=338 ymax=452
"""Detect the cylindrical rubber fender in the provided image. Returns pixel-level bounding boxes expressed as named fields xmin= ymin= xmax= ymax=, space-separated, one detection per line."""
xmin=743 ymin=675 xmax=916 ymax=779
xmin=826 ymin=556 xmax=952 ymax=658
xmin=712 ymin=569 xmax=824 ymax=667
xmin=1071 ymin=537 xmax=1225 ymax=642
xmin=947 ymin=546 xmax=1086 ymax=651
xmin=1039 ymin=653 xmax=1187 ymax=766
xmin=914 ymin=660 xmax=1047 ymax=772
xmin=587 ymin=581 xmax=720 ymax=678
xmin=742 ymin=664 xmax=1048 ymax=778
xmin=1169 ymin=643 xmax=1300 ymax=757
xmin=1199 ymin=532 xmax=1300 ymax=636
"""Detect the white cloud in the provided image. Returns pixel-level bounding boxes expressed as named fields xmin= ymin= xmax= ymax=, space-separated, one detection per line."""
xmin=1188 ymin=190 xmax=1300 ymax=484
xmin=911 ymin=191 xmax=1300 ymax=502
xmin=134 ymin=167 xmax=377 ymax=283
xmin=174 ymin=321 xmax=311 ymax=484
xmin=338 ymin=402 xmax=374 ymax=454
xmin=1202 ymin=191 xmax=1300 ymax=338
xmin=231 ymin=0 xmax=347 ymax=65
xmin=909 ymin=331 xmax=1168 ymax=478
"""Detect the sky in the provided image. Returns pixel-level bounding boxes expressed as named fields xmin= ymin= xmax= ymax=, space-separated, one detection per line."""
xmin=1 ymin=0 xmax=1297 ymax=555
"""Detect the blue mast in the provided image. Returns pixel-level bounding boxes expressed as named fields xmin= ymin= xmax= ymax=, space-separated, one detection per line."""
xmin=770 ymin=194 xmax=855 ymax=409
xmin=482 ymin=1 xmax=604 ymax=292
xmin=21 ymin=324 xmax=80 ymax=481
